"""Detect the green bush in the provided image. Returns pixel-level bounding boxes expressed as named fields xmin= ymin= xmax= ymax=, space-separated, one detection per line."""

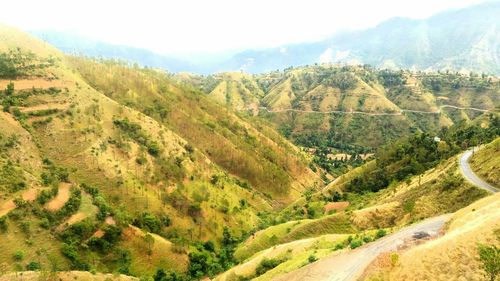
xmin=375 ymin=229 xmax=387 ymax=239
xmin=350 ymin=238 xmax=363 ymax=249
xmin=56 ymin=188 xmax=81 ymax=218
xmin=308 ymin=255 xmax=318 ymax=263
xmin=255 ymin=258 xmax=284 ymax=276
xmin=132 ymin=212 xmax=168 ymax=234
xmin=0 ymin=216 xmax=7 ymax=232
xmin=26 ymin=261 xmax=41 ymax=271
xmin=13 ymin=250 xmax=25 ymax=261
xmin=477 ymin=244 xmax=500 ymax=281
xmin=61 ymin=243 xmax=90 ymax=270
xmin=153 ymin=268 xmax=189 ymax=281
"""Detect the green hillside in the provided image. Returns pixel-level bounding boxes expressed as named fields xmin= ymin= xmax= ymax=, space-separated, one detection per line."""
xmin=186 ymin=65 xmax=499 ymax=178
xmin=0 ymin=21 xmax=499 ymax=281
xmin=0 ymin=25 xmax=320 ymax=279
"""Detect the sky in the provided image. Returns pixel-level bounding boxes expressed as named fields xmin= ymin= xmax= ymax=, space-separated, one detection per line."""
xmin=0 ymin=0 xmax=489 ymax=56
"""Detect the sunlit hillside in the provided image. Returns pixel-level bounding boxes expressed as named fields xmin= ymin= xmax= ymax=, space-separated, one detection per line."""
xmin=0 ymin=24 xmax=320 ymax=278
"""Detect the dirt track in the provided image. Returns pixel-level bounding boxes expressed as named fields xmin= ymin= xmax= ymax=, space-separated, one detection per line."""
xmin=272 ymin=215 xmax=450 ymax=281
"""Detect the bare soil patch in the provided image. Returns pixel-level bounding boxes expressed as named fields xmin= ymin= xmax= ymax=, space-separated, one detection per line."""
xmin=45 ymin=183 xmax=71 ymax=211
xmin=0 ymin=189 xmax=38 ymax=216
xmin=92 ymin=229 xmax=105 ymax=238
xmin=105 ymin=216 xmax=116 ymax=225
xmin=324 ymin=201 xmax=350 ymax=213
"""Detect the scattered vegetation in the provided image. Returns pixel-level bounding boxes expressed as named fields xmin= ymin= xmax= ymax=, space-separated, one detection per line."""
xmin=0 ymin=48 xmax=55 ymax=78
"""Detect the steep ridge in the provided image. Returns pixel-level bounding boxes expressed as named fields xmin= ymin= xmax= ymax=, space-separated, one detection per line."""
xmin=0 ymin=24 xmax=319 ymax=277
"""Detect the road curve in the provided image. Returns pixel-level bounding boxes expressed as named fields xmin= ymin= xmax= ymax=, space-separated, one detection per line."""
xmin=459 ymin=148 xmax=498 ymax=193
xmin=272 ymin=214 xmax=451 ymax=281
xmin=270 ymin=148 xmax=495 ymax=281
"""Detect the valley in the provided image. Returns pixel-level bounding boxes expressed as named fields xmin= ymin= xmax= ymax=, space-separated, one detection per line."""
xmin=0 ymin=14 xmax=499 ymax=281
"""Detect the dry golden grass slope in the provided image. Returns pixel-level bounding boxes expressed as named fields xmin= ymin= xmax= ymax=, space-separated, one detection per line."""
xmin=208 ymin=72 xmax=265 ymax=109
xmin=470 ymin=137 xmax=500 ymax=187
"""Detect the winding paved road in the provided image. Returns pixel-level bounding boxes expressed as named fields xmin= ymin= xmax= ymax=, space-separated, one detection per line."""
xmin=272 ymin=147 xmax=496 ymax=281
xmin=459 ymin=148 xmax=498 ymax=193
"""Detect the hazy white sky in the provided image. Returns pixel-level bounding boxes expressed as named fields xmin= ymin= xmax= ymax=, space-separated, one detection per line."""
xmin=0 ymin=0 xmax=489 ymax=55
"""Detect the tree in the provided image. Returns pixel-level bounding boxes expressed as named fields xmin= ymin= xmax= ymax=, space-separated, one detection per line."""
xmin=4 ymin=82 xmax=14 ymax=96
xmin=144 ymin=233 xmax=155 ymax=256
xmin=478 ymin=244 xmax=500 ymax=281
xmin=154 ymin=269 xmax=187 ymax=281
xmin=0 ymin=216 xmax=7 ymax=232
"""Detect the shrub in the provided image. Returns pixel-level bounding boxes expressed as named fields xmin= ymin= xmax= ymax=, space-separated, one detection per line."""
xmin=308 ymin=255 xmax=318 ymax=263
xmin=20 ymin=221 xmax=31 ymax=235
xmin=390 ymin=252 xmax=399 ymax=266
xmin=375 ymin=229 xmax=387 ymax=239
xmin=350 ymin=239 xmax=363 ymax=249
xmin=13 ymin=250 xmax=25 ymax=261
xmin=334 ymin=243 xmax=345 ymax=250
xmin=255 ymin=258 xmax=284 ymax=276
xmin=477 ymin=244 xmax=500 ymax=281
xmin=113 ymin=118 xmax=161 ymax=157
xmin=153 ymin=268 xmax=189 ymax=281
xmin=37 ymin=186 xmax=58 ymax=204
xmin=0 ymin=216 xmax=7 ymax=232
xmin=39 ymin=218 xmax=50 ymax=229
xmin=363 ymin=236 xmax=373 ymax=243
xmin=61 ymin=243 xmax=90 ymax=270
xmin=57 ymin=188 xmax=81 ymax=218
xmin=26 ymin=261 xmax=41 ymax=271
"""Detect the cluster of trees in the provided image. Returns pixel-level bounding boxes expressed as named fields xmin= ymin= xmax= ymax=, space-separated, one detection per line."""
xmin=113 ymin=118 xmax=161 ymax=156
xmin=81 ymin=183 xmax=113 ymax=220
xmin=311 ymin=147 xmax=368 ymax=176
xmin=0 ymin=160 xmax=26 ymax=193
xmin=41 ymin=158 xmax=70 ymax=186
xmin=421 ymin=71 xmax=495 ymax=91
xmin=132 ymin=212 xmax=171 ymax=234
xmin=187 ymin=228 xmax=239 ymax=279
xmin=1 ymin=82 xmax=17 ymax=112
xmin=377 ymin=70 xmax=406 ymax=87
xmin=1 ymin=83 xmax=64 ymax=115
xmin=346 ymin=115 xmax=499 ymax=193
xmin=0 ymin=48 xmax=55 ymax=79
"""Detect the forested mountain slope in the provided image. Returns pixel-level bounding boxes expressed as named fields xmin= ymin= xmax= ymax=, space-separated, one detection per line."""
xmin=220 ymin=2 xmax=500 ymax=74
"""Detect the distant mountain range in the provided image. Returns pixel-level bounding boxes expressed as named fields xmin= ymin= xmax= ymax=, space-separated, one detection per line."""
xmin=32 ymin=1 xmax=500 ymax=75
xmin=30 ymin=31 xmax=199 ymax=73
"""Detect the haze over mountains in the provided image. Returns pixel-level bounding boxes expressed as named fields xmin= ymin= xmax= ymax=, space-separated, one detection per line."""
xmin=0 ymin=1 xmax=499 ymax=280
xmin=32 ymin=2 xmax=500 ymax=75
